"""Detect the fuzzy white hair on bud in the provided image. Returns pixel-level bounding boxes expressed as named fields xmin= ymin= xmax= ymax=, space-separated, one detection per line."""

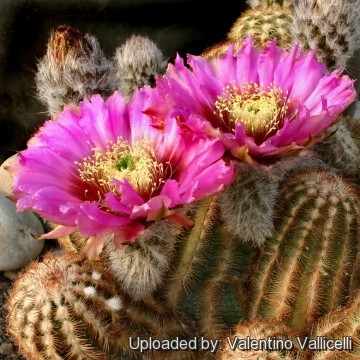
xmin=113 ymin=34 xmax=167 ymax=99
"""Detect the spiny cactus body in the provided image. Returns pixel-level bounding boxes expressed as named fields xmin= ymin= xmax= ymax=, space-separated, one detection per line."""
xmin=159 ymin=197 xmax=252 ymax=340
xmin=314 ymin=119 xmax=360 ymax=179
xmin=246 ymin=168 xmax=360 ymax=330
xmin=7 ymin=251 xmax=194 ymax=360
xmin=218 ymin=162 xmax=279 ymax=245
xmin=290 ymin=0 xmax=360 ymax=69
xmin=36 ymin=25 xmax=116 ymax=118
xmin=310 ymin=291 xmax=360 ymax=359
xmin=203 ymin=3 xmax=292 ymax=59
xmin=7 ymin=251 xmax=124 ymax=360
xmin=101 ymin=219 xmax=179 ymax=301
xmin=113 ymin=34 xmax=167 ymax=99
xmin=228 ymin=5 xmax=292 ymax=49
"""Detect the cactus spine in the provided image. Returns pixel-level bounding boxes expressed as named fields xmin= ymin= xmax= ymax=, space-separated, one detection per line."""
xmin=159 ymin=197 xmax=251 ymax=340
xmin=245 ymin=168 xmax=360 ymax=329
xmin=7 ymin=251 xmax=193 ymax=360
xmin=101 ymin=219 xmax=179 ymax=301
xmin=290 ymin=0 xmax=360 ymax=69
xmin=228 ymin=5 xmax=292 ymax=49
xmin=310 ymin=291 xmax=360 ymax=359
xmin=35 ymin=25 xmax=116 ymax=119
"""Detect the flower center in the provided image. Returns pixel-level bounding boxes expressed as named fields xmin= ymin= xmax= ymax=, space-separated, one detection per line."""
xmin=77 ymin=138 xmax=169 ymax=202
xmin=215 ymin=83 xmax=295 ymax=144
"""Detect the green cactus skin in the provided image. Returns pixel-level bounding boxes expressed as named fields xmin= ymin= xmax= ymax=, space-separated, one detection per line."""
xmin=228 ymin=5 xmax=292 ymax=49
xmin=6 ymin=251 xmax=193 ymax=360
xmin=310 ymin=290 xmax=360 ymax=360
xmin=216 ymin=318 xmax=308 ymax=360
xmin=245 ymin=168 xmax=360 ymax=330
xmin=158 ymin=196 xmax=252 ymax=340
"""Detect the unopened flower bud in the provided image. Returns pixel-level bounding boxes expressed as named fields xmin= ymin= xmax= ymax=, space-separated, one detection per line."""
xmin=36 ymin=25 xmax=116 ymax=118
xmin=113 ymin=34 xmax=167 ymax=99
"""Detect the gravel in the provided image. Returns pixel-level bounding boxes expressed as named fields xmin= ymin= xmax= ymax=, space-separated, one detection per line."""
xmin=0 ymin=271 xmax=25 ymax=360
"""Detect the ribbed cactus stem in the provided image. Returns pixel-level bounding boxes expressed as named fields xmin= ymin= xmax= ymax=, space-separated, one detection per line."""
xmin=246 ymin=169 xmax=360 ymax=330
xmin=311 ymin=291 xmax=360 ymax=359
xmin=160 ymin=196 xmax=250 ymax=339
xmin=163 ymin=197 xmax=219 ymax=310
xmin=7 ymin=251 xmax=192 ymax=360
xmin=227 ymin=5 xmax=292 ymax=49
xmin=7 ymin=252 xmax=124 ymax=359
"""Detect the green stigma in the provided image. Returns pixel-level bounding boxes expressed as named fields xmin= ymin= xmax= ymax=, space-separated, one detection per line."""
xmin=116 ymin=154 xmax=134 ymax=172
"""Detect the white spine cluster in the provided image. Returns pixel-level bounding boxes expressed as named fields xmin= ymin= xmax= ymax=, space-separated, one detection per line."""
xmin=113 ymin=34 xmax=167 ymax=99
xmin=102 ymin=219 xmax=178 ymax=300
xmin=291 ymin=0 xmax=360 ymax=69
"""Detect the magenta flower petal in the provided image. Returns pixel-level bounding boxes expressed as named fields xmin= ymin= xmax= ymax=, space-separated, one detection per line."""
xmin=155 ymin=36 xmax=356 ymax=163
xmin=78 ymin=201 xmax=132 ymax=237
xmin=131 ymin=195 xmax=172 ymax=219
xmin=17 ymin=186 xmax=80 ymax=226
xmin=10 ymin=90 xmax=234 ymax=255
xmin=160 ymin=179 xmax=181 ymax=207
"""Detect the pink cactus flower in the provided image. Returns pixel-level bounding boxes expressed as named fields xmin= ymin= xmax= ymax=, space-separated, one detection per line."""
xmin=9 ymin=90 xmax=234 ymax=257
xmin=154 ymin=37 xmax=357 ymax=163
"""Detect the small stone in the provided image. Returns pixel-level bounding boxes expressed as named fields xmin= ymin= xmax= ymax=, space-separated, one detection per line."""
xmin=0 ymin=192 xmax=45 ymax=271
xmin=0 ymin=154 xmax=18 ymax=196
xmin=0 ymin=342 xmax=13 ymax=355
xmin=3 ymin=270 xmax=20 ymax=281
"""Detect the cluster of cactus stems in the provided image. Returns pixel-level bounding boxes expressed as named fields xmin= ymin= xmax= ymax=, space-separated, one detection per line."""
xmin=6 ymin=1 xmax=360 ymax=360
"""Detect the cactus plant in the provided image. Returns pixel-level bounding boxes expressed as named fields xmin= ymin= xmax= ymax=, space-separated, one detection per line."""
xmin=310 ymin=290 xmax=360 ymax=359
xmin=7 ymin=251 xmax=126 ymax=359
xmin=7 ymin=251 xmax=195 ymax=360
xmin=158 ymin=197 xmax=252 ymax=339
xmin=216 ymin=318 xmax=308 ymax=360
xmin=227 ymin=5 xmax=292 ymax=49
xmin=113 ymin=34 xmax=167 ymax=100
xmin=245 ymin=168 xmax=360 ymax=329
xmin=5 ymin=1 xmax=360 ymax=360
xmin=101 ymin=219 xmax=179 ymax=301
xmin=290 ymin=0 xmax=360 ymax=70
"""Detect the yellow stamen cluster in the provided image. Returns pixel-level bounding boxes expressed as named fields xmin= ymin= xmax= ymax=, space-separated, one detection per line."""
xmin=215 ymin=82 xmax=294 ymax=142
xmin=77 ymin=138 xmax=169 ymax=202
